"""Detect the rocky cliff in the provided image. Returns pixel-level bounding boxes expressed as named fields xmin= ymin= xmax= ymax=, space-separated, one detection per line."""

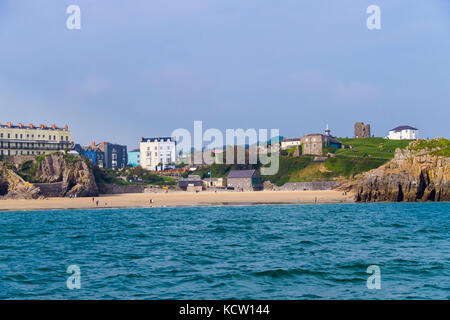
xmin=0 ymin=165 xmax=40 ymax=199
xmin=34 ymin=154 xmax=99 ymax=197
xmin=345 ymin=138 xmax=449 ymax=202
xmin=0 ymin=153 xmax=98 ymax=199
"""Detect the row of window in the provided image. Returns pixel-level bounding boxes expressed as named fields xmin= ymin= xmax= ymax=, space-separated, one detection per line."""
xmin=0 ymin=132 xmax=69 ymax=141
xmin=145 ymin=145 xmax=173 ymax=151
xmin=0 ymin=149 xmax=50 ymax=156
xmin=0 ymin=142 xmax=67 ymax=150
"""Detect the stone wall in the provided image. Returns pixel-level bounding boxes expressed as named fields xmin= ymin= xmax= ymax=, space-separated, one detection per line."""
xmin=2 ymin=155 xmax=36 ymax=168
xmin=228 ymin=177 xmax=254 ymax=191
xmin=98 ymin=183 xmax=145 ymax=194
xmin=265 ymin=181 xmax=338 ymax=191
xmin=34 ymin=182 xmax=64 ymax=197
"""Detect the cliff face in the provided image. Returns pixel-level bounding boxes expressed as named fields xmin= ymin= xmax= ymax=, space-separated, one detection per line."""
xmin=0 ymin=153 xmax=98 ymax=199
xmin=34 ymin=154 xmax=99 ymax=197
xmin=353 ymin=139 xmax=449 ymax=202
xmin=0 ymin=165 xmax=40 ymax=199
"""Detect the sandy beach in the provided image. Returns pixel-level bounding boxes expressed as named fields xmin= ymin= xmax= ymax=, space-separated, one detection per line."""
xmin=0 ymin=190 xmax=354 ymax=211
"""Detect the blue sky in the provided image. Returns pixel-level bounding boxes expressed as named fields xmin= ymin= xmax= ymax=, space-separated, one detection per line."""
xmin=0 ymin=0 xmax=449 ymax=149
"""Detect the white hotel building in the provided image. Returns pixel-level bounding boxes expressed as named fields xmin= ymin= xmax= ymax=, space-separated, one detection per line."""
xmin=140 ymin=137 xmax=176 ymax=171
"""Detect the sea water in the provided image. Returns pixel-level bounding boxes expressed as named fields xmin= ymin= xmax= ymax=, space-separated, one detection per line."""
xmin=0 ymin=203 xmax=448 ymax=299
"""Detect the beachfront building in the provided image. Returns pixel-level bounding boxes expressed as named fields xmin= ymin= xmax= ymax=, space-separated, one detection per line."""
xmin=74 ymin=141 xmax=127 ymax=169
xmin=140 ymin=137 xmax=176 ymax=171
xmin=178 ymin=175 xmax=203 ymax=192
xmin=281 ymin=138 xmax=302 ymax=150
xmin=227 ymin=169 xmax=262 ymax=191
xmin=301 ymin=125 xmax=342 ymax=156
xmin=127 ymin=149 xmax=140 ymax=167
xmin=0 ymin=122 xmax=72 ymax=156
xmin=203 ymin=177 xmax=226 ymax=188
xmin=387 ymin=126 xmax=418 ymax=140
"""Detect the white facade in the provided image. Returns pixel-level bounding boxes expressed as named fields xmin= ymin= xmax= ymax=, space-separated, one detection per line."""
xmin=387 ymin=126 xmax=418 ymax=140
xmin=281 ymin=139 xmax=302 ymax=150
xmin=140 ymin=137 xmax=176 ymax=171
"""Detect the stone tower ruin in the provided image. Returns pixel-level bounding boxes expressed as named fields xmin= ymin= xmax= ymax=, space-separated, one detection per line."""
xmin=354 ymin=122 xmax=371 ymax=138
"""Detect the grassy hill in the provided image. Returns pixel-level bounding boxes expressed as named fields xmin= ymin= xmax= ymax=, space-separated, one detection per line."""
xmin=264 ymin=138 xmax=412 ymax=186
xmin=335 ymin=137 xmax=412 ymax=159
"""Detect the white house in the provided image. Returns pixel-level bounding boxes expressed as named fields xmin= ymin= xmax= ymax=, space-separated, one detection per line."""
xmin=387 ymin=126 xmax=418 ymax=140
xmin=140 ymin=137 xmax=176 ymax=171
xmin=281 ymin=138 xmax=302 ymax=150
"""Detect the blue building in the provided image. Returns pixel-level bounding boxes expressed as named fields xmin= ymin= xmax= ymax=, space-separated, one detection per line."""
xmin=73 ymin=141 xmax=127 ymax=169
xmin=127 ymin=149 xmax=140 ymax=167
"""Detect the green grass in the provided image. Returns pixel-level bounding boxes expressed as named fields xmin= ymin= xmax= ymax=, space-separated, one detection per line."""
xmin=409 ymin=138 xmax=450 ymax=157
xmin=336 ymin=137 xmax=411 ymax=159
xmin=261 ymin=156 xmax=316 ymax=186
xmin=324 ymin=156 xmax=386 ymax=178
xmin=17 ymin=160 xmax=42 ymax=183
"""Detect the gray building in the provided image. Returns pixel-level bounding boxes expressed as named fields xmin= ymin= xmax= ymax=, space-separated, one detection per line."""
xmin=178 ymin=175 xmax=203 ymax=191
xmin=227 ymin=169 xmax=262 ymax=191
xmin=98 ymin=142 xmax=128 ymax=169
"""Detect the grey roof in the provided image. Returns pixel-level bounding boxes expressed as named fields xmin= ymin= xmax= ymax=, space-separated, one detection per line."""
xmin=390 ymin=125 xmax=418 ymax=132
xmin=178 ymin=180 xmax=203 ymax=188
xmin=141 ymin=137 xmax=174 ymax=142
xmin=228 ymin=169 xmax=256 ymax=178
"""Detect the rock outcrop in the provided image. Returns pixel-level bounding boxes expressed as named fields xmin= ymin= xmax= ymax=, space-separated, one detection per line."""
xmin=348 ymin=139 xmax=449 ymax=202
xmin=0 ymin=153 xmax=98 ymax=199
xmin=0 ymin=165 xmax=40 ymax=199
xmin=34 ymin=154 xmax=99 ymax=197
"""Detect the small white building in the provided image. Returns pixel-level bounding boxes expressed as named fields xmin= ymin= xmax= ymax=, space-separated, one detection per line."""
xmin=281 ymin=138 xmax=302 ymax=150
xmin=387 ymin=126 xmax=418 ymax=140
xmin=140 ymin=137 xmax=176 ymax=171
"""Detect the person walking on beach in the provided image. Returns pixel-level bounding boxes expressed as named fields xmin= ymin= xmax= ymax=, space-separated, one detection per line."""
xmin=96 ymin=200 xmax=99 ymax=207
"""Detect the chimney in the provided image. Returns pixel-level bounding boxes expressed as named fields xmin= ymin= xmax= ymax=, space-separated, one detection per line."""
xmin=65 ymin=124 xmax=68 ymax=130
xmin=91 ymin=142 xmax=96 ymax=148
xmin=51 ymin=124 xmax=57 ymax=129
xmin=40 ymin=124 xmax=47 ymax=129
xmin=18 ymin=123 xmax=24 ymax=128
xmin=29 ymin=123 xmax=35 ymax=129
xmin=6 ymin=122 xmax=12 ymax=127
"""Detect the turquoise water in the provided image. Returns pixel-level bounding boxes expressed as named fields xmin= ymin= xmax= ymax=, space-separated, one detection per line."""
xmin=0 ymin=203 xmax=448 ymax=299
